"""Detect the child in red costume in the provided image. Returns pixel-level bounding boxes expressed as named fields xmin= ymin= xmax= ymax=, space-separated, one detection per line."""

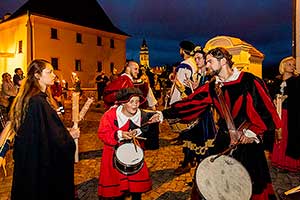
xmin=97 ymin=87 xmax=161 ymax=200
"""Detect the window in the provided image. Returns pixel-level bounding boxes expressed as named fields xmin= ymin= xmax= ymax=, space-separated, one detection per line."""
xmin=110 ymin=62 xmax=114 ymax=72
xmin=110 ymin=39 xmax=115 ymax=48
xmin=18 ymin=40 xmax=22 ymax=53
xmin=75 ymin=59 xmax=81 ymax=71
xmin=51 ymin=28 xmax=58 ymax=39
xmin=97 ymin=36 xmax=102 ymax=46
xmin=51 ymin=57 xmax=59 ymax=70
xmin=97 ymin=61 xmax=102 ymax=72
xmin=76 ymin=33 xmax=82 ymax=43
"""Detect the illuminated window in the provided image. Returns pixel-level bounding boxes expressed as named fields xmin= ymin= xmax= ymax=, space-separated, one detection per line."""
xmin=18 ymin=40 xmax=22 ymax=53
xmin=51 ymin=57 xmax=59 ymax=70
xmin=51 ymin=28 xmax=58 ymax=39
xmin=75 ymin=59 xmax=81 ymax=71
xmin=76 ymin=33 xmax=82 ymax=43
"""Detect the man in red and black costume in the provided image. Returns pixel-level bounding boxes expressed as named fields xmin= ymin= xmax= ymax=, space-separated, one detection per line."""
xmin=162 ymin=47 xmax=281 ymax=200
xmin=103 ymin=60 xmax=139 ymax=109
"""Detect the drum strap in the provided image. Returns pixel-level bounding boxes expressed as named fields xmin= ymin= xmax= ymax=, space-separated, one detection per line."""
xmin=214 ymin=82 xmax=242 ymax=145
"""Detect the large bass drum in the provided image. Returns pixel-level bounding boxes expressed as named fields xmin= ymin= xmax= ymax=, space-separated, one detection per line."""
xmin=194 ymin=155 xmax=252 ymax=200
xmin=114 ymin=143 xmax=144 ymax=175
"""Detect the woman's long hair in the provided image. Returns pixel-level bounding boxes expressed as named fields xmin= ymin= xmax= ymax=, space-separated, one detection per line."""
xmin=9 ymin=59 xmax=57 ymax=133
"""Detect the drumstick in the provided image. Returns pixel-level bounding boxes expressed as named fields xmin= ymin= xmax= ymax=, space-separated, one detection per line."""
xmin=285 ymin=185 xmax=300 ymax=195
xmin=135 ymin=136 xmax=147 ymax=140
xmin=132 ymin=136 xmax=141 ymax=153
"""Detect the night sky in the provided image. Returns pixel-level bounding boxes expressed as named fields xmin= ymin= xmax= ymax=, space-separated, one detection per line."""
xmin=0 ymin=0 xmax=294 ymax=77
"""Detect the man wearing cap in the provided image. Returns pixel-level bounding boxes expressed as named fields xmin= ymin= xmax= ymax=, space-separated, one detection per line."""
xmin=103 ymin=60 xmax=139 ymax=109
xmin=168 ymin=41 xmax=198 ymax=175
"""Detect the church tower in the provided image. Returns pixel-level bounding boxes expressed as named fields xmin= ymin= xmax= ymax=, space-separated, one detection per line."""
xmin=139 ymin=39 xmax=150 ymax=68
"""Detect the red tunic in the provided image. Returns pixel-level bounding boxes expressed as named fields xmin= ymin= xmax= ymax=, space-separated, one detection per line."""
xmin=103 ymin=75 xmax=134 ymax=109
xmin=97 ymin=107 xmax=152 ymax=198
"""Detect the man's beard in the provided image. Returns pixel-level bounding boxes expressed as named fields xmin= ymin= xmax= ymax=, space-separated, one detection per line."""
xmin=210 ymin=68 xmax=221 ymax=77
xmin=130 ymin=71 xmax=137 ymax=79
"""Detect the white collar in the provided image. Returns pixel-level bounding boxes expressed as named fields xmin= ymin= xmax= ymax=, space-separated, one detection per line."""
xmin=116 ymin=105 xmax=141 ymax=128
xmin=121 ymin=73 xmax=133 ymax=81
xmin=216 ymin=67 xmax=241 ymax=85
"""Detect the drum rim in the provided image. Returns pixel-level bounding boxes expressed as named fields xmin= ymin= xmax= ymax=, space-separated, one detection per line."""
xmin=114 ymin=142 xmax=144 ymax=176
xmin=114 ymin=156 xmax=144 ymax=175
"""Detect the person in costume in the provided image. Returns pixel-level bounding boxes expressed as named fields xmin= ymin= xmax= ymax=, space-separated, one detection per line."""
xmin=9 ymin=59 xmax=79 ymax=200
xmin=168 ymin=40 xmax=199 ymax=175
xmin=97 ymin=87 xmax=161 ymax=200
xmin=161 ymin=47 xmax=281 ymax=200
xmin=178 ymin=46 xmax=217 ymax=172
xmin=133 ymin=67 xmax=159 ymax=150
xmin=271 ymin=56 xmax=300 ymax=172
xmin=103 ymin=60 xmax=139 ymax=109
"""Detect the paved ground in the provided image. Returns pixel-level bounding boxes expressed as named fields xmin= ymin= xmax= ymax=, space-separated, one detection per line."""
xmin=1 ymin=99 xmax=300 ymax=200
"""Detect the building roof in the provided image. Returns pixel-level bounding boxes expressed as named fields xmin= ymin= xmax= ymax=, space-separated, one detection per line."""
xmin=4 ymin=0 xmax=129 ymax=37
xmin=205 ymin=35 xmax=264 ymax=58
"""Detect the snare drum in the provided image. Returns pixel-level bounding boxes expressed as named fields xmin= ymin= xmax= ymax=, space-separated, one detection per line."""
xmin=195 ymin=155 xmax=252 ymax=200
xmin=114 ymin=143 xmax=144 ymax=175
xmin=167 ymin=119 xmax=199 ymax=133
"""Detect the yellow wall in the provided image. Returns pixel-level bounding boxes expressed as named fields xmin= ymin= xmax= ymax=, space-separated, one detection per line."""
xmin=0 ymin=14 xmax=128 ymax=87
xmin=0 ymin=16 xmax=29 ymax=78
xmin=204 ymin=36 xmax=264 ymax=78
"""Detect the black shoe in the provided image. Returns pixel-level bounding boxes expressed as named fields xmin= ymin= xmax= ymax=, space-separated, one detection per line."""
xmin=186 ymin=181 xmax=193 ymax=187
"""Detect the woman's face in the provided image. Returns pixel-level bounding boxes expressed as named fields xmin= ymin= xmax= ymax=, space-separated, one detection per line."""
xmin=37 ymin=64 xmax=56 ymax=90
xmin=284 ymin=59 xmax=296 ymax=74
xmin=122 ymin=96 xmax=140 ymax=117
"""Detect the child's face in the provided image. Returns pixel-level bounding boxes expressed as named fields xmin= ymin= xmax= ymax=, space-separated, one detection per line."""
xmin=122 ymin=96 xmax=140 ymax=116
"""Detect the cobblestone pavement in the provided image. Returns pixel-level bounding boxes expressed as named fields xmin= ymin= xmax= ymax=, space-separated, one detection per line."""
xmin=1 ymin=100 xmax=300 ymax=200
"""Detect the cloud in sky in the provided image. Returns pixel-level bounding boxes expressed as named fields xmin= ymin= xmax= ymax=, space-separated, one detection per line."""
xmin=1 ymin=0 xmax=294 ymax=74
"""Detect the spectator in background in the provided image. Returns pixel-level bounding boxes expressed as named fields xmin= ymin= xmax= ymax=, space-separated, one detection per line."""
xmin=96 ymin=71 xmax=109 ymax=101
xmin=109 ymin=68 xmax=119 ymax=83
xmin=271 ymin=56 xmax=300 ymax=172
xmin=1 ymin=73 xmax=17 ymax=113
xmin=13 ymin=68 xmax=24 ymax=91
xmin=50 ymin=76 xmax=65 ymax=115
xmin=152 ymin=74 xmax=162 ymax=103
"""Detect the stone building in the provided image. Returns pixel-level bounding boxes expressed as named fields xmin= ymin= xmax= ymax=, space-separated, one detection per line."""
xmin=0 ymin=0 xmax=129 ymax=87
xmin=204 ymin=35 xmax=264 ymax=78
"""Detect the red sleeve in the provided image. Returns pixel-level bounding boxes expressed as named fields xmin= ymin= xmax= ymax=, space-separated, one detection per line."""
xmin=98 ymin=108 xmax=119 ymax=146
xmin=163 ymin=83 xmax=213 ymax=121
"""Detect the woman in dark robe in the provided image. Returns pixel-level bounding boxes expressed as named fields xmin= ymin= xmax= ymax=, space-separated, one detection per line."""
xmin=9 ymin=59 xmax=79 ymax=200
xmin=271 ymin=56 xmax=300 ymax=172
